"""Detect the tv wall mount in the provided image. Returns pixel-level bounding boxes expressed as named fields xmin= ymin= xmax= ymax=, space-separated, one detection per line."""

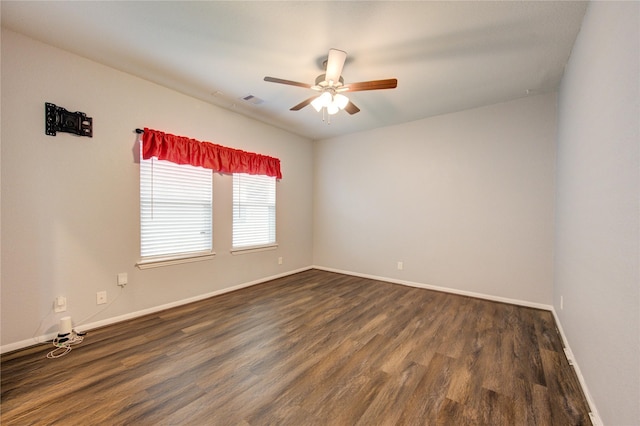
xmin=45 ymin=102 xmax=93 ymax=137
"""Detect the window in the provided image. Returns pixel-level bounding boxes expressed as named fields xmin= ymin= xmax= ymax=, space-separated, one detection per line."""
xmin=232 ymin=173 xmax=276 ymax=250
xmin=139 ymin=155 xmax=213 ymax=267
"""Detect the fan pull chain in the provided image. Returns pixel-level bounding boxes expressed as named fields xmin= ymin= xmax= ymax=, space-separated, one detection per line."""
xmin=321 ymin=107 xmax=331 ymax=125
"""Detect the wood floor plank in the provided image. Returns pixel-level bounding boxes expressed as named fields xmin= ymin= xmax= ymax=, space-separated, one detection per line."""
xmin=355 ymin=360 xmax=427 ymax=426
xmin=1 ymin=270 xmax=592 ymax=425
xmin=396 ymin=351 xmax=455 ymax=425
xmin=540 ymin=348 xmax=592 ymax=425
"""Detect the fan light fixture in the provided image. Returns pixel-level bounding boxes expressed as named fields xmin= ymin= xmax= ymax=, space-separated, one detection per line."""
xmin=311 ymin=91 xmax=349 ymax=115
xmin=264 ymin=48 xmax=397 ymax=123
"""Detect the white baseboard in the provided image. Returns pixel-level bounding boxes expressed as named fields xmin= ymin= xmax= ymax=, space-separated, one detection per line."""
xmin=1 ymin=332 xmax=61 ymax=355
xmin=312 ymin=265 xmax=553 ymax=311
xmin=551 ymin=309 xmax=603 ymax=426
xmin=0 ymin=266 xmax=313 ymax=355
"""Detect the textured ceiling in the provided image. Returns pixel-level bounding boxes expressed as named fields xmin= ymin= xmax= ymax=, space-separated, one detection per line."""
xmin=1 ymin=1 xmax=587 ymax=140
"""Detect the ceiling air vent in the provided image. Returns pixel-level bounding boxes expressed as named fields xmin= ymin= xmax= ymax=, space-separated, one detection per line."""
xmin=240 ymin=94 xmax=264 ymax=105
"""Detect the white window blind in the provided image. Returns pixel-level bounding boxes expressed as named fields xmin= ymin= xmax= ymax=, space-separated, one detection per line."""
xmin=140 ymin=156 xmax=212 ymax=259
xmin=232 ymin=173 xmax=276 ymax=249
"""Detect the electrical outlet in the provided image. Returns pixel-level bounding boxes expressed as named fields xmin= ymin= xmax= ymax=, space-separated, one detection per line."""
xmin=560 ymin=295 xmax=564 ymax=310
xmin=117 ymin=272 xmax=128 ymax=287
xmin=278 ymin=257 xmax=283 ymax=265
xmin=54 ymin=296 xmax=67 ymax=313
xmin=96 ymin=291 xmax=107 ymax=305
xmin=397 ymin=261 xmax=404 ymax=270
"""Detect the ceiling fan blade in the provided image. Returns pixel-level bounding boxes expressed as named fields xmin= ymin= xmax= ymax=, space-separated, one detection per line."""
xmin=344 ymin=79 xmax=398 ymax=92
xmin=344 ymin=101 xmax=360 ymax=115
xmin=264 ymin=76 xmax=312 ymax=89
xmin=290 ymin=96 xmax=318 ymax=111
xmin=325 ymin=49 xmax=347 ymax=84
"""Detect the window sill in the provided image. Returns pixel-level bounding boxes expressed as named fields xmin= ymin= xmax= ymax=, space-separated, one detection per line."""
xmin=230 ymin=244 xmax=278 ymax=255
xmin=136 ymin=251 xmax=216 ymax=269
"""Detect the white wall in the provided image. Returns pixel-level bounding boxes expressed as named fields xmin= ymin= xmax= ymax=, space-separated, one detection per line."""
xmin=0 ymin=29 xmax=314 ymax=350
xmin=555 ymin=2 xmax=640 ymax=425
xmin=314 ymin=93 xmax=557 ymax=305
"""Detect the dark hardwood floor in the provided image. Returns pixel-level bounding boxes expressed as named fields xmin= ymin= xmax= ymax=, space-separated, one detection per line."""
xmin=1 ymin=269 xmax=592 ymax=425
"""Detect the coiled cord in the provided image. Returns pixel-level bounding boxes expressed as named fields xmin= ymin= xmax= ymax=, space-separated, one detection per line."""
xmin=46 ymin=330 xmax=87 ymax=359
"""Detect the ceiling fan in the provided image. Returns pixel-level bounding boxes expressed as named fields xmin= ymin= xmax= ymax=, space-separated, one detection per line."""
xmin=264 ymin=48 xmax=397 ymax=118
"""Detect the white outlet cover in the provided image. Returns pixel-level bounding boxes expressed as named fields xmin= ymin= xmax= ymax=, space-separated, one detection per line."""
xmin=97 ymin=291 xmax=107 ymax=305
xmin=54 ymin=296 xmax=67 ymax=313
xmin=117 ymin=273 xmax=128 ymax=286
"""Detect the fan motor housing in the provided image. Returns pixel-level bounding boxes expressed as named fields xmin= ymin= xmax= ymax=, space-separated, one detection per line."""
xmin=315 ymin=74 xmax=344 ymax=87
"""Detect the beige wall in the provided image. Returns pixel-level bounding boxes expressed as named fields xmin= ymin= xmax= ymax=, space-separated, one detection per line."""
xmin=555 ymin=2 xmax=640 ymax=424
xmin=314 ymin=93 xmax=557 ymax=305
xmin=1 ymin=29 xmax=314 ymax=349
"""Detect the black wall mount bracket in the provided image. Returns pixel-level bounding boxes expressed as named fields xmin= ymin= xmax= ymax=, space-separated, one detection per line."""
xmin=45 ymin=102 xmax=93 ymax=137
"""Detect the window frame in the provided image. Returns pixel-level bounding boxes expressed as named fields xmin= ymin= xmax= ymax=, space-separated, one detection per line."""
xmin=137 ymin=152 xmax=215 ymax=270
xmin=230 ymin=173 xmax=277 ymax=255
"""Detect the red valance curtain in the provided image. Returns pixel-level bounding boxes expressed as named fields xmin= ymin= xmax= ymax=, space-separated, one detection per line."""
xmin=142 ymin=128 xmax=282 ymax=179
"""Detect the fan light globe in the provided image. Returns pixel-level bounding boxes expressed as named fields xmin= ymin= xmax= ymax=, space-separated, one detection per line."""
xmin=334 ymin=94 xmax=349 ymax=110
xmin=311 ymin=97 xmax=324 ymax=112
xmin=320 ymin=91 xmax=332 ymax=107
xmin=327 ymin=104 xmax=340 ymax=115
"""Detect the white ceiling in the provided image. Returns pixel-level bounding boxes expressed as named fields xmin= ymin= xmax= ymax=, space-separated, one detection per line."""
xmin=1 ymin=1 xmax=587 ymax=140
